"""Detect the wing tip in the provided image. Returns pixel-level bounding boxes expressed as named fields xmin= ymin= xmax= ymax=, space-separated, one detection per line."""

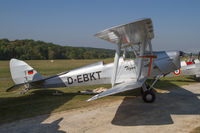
xmin=86 ymin=95 xmax=99 ymax=102
xmin=86 ymin=99 xmax=91 ymax=102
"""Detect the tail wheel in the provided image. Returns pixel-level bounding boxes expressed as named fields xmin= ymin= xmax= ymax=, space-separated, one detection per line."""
xmin=142 ymin=89 xmax=156 ymax=103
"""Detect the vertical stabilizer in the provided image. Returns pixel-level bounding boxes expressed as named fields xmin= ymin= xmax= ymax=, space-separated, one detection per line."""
xmin=10 ymin=59 xmax=43 ymax=85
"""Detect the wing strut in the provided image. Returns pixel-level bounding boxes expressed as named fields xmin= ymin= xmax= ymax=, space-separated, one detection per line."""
xmin=136 ymin=36 xmax=147 ymax=81
xmin=111 ymin=43 xmax=121 ymax=87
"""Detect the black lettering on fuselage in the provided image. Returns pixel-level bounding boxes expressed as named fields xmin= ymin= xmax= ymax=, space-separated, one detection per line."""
xmin=77 ymin=75 xmax=83 ymax=83
xmin=89 ymin=72 xmax=96 ymax=80
xmin=96 ymin=71 xmax=101 ymax=79
xmin=67 ymin=77 xmax=73 ymax=84
xmin=124 ymin=66 xmax=135 ymax=71
xmin=83 ymin=74 xmax=89 ymax=82
xmin=67 ymin=71 xmax=102 ymax=84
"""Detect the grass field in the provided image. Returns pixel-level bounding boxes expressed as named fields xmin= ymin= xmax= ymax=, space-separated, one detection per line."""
xmin=0 ymin=59 xmax=199 ymax=125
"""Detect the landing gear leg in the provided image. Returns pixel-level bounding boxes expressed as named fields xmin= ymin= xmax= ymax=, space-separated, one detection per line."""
xmin=141 ymin=75 xmax=161 ymax=103
xmin=18 ymin=83 xmax=30 ymax=95
xmin=141 ymin=84 xmax=155 ymax=103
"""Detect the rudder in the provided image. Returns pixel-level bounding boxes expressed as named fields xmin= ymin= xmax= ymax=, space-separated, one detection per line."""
xmin=10 ymin=59 xmax=43 ymax=85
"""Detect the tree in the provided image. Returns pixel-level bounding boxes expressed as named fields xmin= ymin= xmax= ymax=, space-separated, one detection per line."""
xmin=0 ymin=39 xmax=115 ymax=60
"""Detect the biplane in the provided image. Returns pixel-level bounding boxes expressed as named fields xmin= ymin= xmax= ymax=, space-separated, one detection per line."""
xmin=7 ymin=18 xmax=182 ymax=103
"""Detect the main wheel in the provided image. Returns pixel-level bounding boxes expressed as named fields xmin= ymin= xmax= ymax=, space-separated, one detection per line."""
xmin=142 ymin=89 xmax=156 ymax=103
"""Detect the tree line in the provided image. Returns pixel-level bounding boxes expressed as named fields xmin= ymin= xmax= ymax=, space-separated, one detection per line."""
xmin=0 ymin=39 xmax=115 ymax=60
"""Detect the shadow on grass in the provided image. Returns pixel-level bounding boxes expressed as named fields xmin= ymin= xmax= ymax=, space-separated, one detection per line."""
xmin=0 ymin=89 xmax=76 ymax=133
xmin=0 ymin=117 xmax=65 ymax=133
xmin=111 ymin=77 xmax=200 ymax=126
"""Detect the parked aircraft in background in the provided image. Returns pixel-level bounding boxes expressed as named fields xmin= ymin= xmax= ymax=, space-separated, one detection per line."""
xmin=170 ymin=52 xmax=200 ymax=78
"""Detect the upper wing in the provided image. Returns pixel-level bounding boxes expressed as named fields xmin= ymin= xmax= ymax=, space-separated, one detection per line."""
xmin=87 ymin=78 xmax=146 ymax=101
xmin=95 ymin=18 xmax=155 ymax=82
xmin=95 ymin=18 xmax=154 ymax=48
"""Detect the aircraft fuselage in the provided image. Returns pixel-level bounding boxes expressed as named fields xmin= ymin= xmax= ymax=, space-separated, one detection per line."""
xmin=41 ymin=50 xmax=180 ymax=89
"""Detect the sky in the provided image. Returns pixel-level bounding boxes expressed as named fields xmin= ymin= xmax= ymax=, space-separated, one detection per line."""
xmin=0 ymin=0 xmax=200 ymax=52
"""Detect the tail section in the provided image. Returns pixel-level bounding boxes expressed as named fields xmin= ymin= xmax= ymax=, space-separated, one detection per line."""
xmin=10 ymin=59 xmax=43 ymax=85
xmin=8 ymin=59 xmax=68 ymax=92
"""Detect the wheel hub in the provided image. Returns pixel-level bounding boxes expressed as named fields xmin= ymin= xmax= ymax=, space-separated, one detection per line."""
xmin=146 ymin=94 xmax=152 ymax=101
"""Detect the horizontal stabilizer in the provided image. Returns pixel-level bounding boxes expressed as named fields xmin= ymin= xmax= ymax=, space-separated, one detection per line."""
xmin=6 ymin=84 xmax=24 ymax=92
xmin=87 ymin=78 xmax=146 ymax=101
xmin=6 ymin=71 xmax=69 ymax=92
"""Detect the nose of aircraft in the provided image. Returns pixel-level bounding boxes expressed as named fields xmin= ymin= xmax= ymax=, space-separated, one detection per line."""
xmin=166 ymin=50 xmax=181 ymax=70
xmin=179 ymin=51 xmax=185 ymax=57
xmin=179 ymin=51 xmax=190 ymax=57
xmin=153 ymin=51 xmax=181 ymax=75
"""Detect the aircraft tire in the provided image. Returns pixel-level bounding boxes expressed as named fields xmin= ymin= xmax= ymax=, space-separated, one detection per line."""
xmin=142 ymin=89 xmax=156 ymax=103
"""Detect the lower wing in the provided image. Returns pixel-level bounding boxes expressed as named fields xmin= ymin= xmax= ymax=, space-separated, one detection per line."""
xmin=87 ymin=78 xmax=146 ymax=101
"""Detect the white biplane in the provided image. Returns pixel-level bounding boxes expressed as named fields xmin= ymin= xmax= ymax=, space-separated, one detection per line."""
xmin=7 ymin=18 xmax=182 ymax=103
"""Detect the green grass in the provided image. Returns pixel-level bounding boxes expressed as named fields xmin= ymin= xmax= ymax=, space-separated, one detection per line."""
xmin=0 ymin=59 xmax=199 ymax=125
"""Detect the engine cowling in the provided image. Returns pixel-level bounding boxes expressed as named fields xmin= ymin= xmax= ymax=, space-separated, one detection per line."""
xmin=153 ymin=51 xmax=180 ymax=75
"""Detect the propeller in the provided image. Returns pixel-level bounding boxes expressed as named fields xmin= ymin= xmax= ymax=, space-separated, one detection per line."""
xmin=179 ymin=51 xmax=189 ymax=57
xmin=179 ymin=51 xmax=200 ymax=62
